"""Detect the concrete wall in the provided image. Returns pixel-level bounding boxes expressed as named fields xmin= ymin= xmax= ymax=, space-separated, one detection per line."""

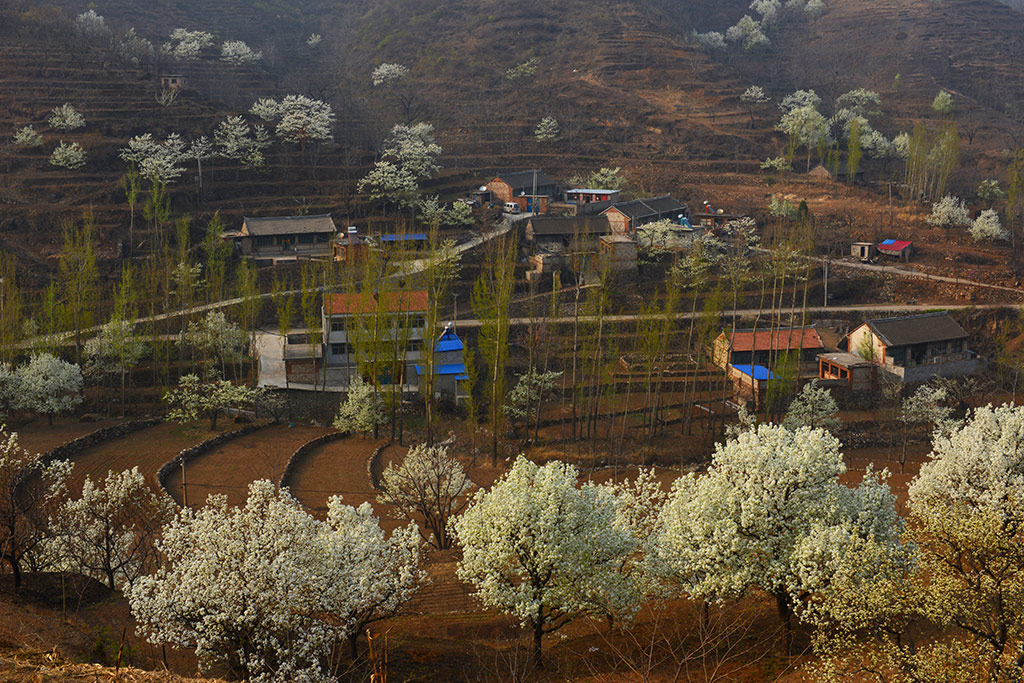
xmin=889 ymin=357 xmax=985 ymax=383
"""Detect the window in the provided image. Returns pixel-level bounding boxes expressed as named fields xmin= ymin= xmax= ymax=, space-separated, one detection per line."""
xmin=331 ymin=343 xmax=352 ymax=356
xmin=330 ymin=319 xmax=345 ymax=332
xmin=255 ymin=235 xmax=274 ymax=247
xmin=408 ymin=339 xmax=422 ymax=352
xmin=298 ymin=234 xmax=314 ymax=244
xmin=410 ymin=314 xmax=426 ymax=329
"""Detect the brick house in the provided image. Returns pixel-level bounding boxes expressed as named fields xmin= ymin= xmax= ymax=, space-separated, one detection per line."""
xmin=846 ymin=312 xmax=982 ymax=383
xmin=601 ymin=195 xmax=688 ymax=235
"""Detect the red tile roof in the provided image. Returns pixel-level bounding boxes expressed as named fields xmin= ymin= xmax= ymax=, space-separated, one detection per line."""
xmin=325 ymin=291 xmax=429 ymax=316
xmin=725 ymin=327 xmax=824 ymax=352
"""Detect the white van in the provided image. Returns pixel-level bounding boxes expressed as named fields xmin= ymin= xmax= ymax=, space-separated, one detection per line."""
xmin=503 ymin=202 xmax=521 ymax=214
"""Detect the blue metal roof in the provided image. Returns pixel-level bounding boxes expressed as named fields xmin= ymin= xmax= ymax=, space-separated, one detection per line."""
xmin=379 ymin=233 xmax=428 ymax=242
xmin=732 ymin=364 xmax=776 ymax=380
xmin=437 ymin=331 xmax=464 ymax=352
xmin=414 ymin=363 xmax=468 ymax=376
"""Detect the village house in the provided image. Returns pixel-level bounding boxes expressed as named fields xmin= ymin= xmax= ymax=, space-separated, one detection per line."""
xmin=234 ymin=214 xmax=337 ymax=262
xmin=332 ymin=227 xmax=367 ymax=265
xmin=525 ymin=216 xmax=610 ymax=245
xmin=565 ymin=189 xmax=621 ymax=205
xmin=877 ymin=239 xmax=913 ymax=260
xmin=846 ymin=312 xmax=982 ymax=383
xmin=712 ymin=327 xmax=826 ymax=374
xmin=598 ymin=234 xmax=638 ymax=273
xmin=321 ymin=290 xmax=428 ymax=389
xmin=601 ymin=195 xmax=689 ymax=235
xmin=726 ymin=364 xmax=777 ymax=411
xmin=487 ymin=170 xmax=559 ymax=212
xmin=851 ymin=242 xmax=876 ymax=260
xmin=818 ymin=351 xmax=879 ymax=394
xmin=413 ymin=326 xmax=469 ymax=404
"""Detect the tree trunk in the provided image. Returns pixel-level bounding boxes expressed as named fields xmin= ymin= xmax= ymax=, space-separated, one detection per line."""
xmin=533 ymin=619 xmax=544 ymax=668
xmin=349 ymin=632 xmax=359 ymax=660
xmin=9 ymin=556 xmax=22 ymax=588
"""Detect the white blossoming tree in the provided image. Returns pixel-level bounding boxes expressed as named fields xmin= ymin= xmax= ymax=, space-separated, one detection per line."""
xmin=378 ymin=436 xmax=473 ymax=549
xmin=12 ymin=126 xmax=42 ymax=147
xmin=358 ymin=160 xmax=419 ymax=209
xmin=49 ymin=141 xmax=86 ymax=170
xmin=14 ymin=353 xmax=83 ymax=424
xmin=163 ymin=374 xmax=258 ymax=430
xmin=505 ymin=368 xmax=562 ymax=440
xmin=185 ymin=311 xmax=248 ymax=377
xmin=333 ymin=376 xmax=385 ymax=436
xmin=48 ymin=104 xmax=85 ymax=131
xmin=54 ymin=467 xmax=173 ymax=589
xmin=214 ymin=116 xmax=270 ymax=168
xmin=119 ymin=133 xmax=187 ymax=185
xmin=927 ymin=195 xmax=970 ymax=232
xmin=372 ymin=62 xmax=409 ymax=87
xmin=782 ymin=381 xmax=840 ymax=434
xmin=970 ymin=208 xmax=1009 ymax=242
xmin=741 ymin=85 xmax=771 ymax=128
xmin=932 ymin=89 xmax=955 ymax=115
xmin=453 ymin=456 xmax=638 ymax=661
xmin=74 ymin=10 xmax=110 ymax=41
xmin=220 ymin=40 xmax=262 ymax=65
xmin=0 ymin=429 xmax=72 ymax=588
xmin=382 ymin=122 xmax=442 ymax=178
xmin=654 ymin=424 xmax=902 ymax=629
xmin=250 ymin=95 xmax=335 ymax=149
xmin=84 ymin=319 xmax=148 ymax=416
xmin=694 ymin=31 xmax=726 ymax=51
xmin=895 ymin=383 xmax=952 ymax=473
xmin=129 ymin=480 xmax=422 ymax=680
xmin=162 ymin=28 xmax=215 ymax=61
xmin=777 ymin=104 xmax=830 ymax=171
xmin=779 ymin=89 xmax=821 ymax=114
xmin=812 ymin=404 xmax=1024 ymax=681
xmin=534 ymin=116 xmax=560 ymax=142
xmin=725 ymin=15 xmax=770 ymax=50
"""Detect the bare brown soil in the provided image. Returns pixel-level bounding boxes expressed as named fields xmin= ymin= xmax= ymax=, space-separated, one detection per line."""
xmin=163 ymin=424 xmax=332 ymax=508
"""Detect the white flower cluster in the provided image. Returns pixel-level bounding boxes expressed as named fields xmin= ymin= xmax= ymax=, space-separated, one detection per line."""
xmin=0 ymin=353 xmax=82 ymax=421
xmin=48 ymin=103 xmax=85 ymax=131
xmin=333 ymin=376 xmax=386 ymax=435
xmin=382 ymin=122 xmax=442 ymax=178
xmin=371 ymin=62 xmax=409 ymax=87
xmin=119 ymin=133 xmax=188 ymax=184
xmin=129 ymin=480 xmax=422 ymax=682
xmin=927 ymin=195 xmax=971 ymax=230
xmin=534 ymin=116 xmax=560 ymax=142
xmin=214 ymin=115 xmax=271 ymax=168
xmin=11 ymin=125 xmax=42 ymax=147
xmin=75 ymin=10 xmax=110 ymax=41
xmin=162 ymin=28 xmax=215 ymax=61
xmin=249 ymin=95 xmax=334 ymax=146
xmin=220 ymin=40 xmax=262 ymax=65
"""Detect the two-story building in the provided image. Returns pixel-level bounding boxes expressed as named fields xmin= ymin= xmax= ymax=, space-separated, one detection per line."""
xmin=321 ymin=291 xmax=428 ymax=389
xmin=847 ymin=312 xmax=982 ymax=382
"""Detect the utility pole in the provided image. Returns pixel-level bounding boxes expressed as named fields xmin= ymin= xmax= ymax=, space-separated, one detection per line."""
xmin=180 ymin=460 xmax=188 ymax=507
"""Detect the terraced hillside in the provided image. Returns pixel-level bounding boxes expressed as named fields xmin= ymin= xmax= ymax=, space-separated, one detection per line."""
xmin=3 ymin=0 xmax=1024 ymax=272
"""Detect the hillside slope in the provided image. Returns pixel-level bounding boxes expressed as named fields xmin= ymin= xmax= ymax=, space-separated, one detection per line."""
xmin=1 ymin=0 xmax=1024 ymax=268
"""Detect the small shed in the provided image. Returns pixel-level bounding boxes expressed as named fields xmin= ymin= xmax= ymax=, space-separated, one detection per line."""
xmin=878 ymin=239 xmax=913 ymax=260
xmin=566 ymin=189 xmax=621 ymax=205
xmin=818 ymin=352 xmax=878 ymax=393
xmin=852 ymin=242 xmax=875 ymax=260
xmin=161 ymin=74 xmax=186 ymax=90
xmin=599 ymin=234 xmax=638 ymax=273
xmin=727 ymin=364 xmax=776 ymax=410
xmin=333 ymin=228 xmax=366 ymax=266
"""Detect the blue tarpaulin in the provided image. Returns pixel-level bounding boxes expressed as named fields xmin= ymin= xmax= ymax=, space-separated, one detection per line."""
xmin=731 ymin=364 xmax=776 ymax=380
xmin=379 ymin=233 xmax=428 ymax=242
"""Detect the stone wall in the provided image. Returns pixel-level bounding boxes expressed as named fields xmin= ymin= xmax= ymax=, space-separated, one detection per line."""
xmin=279 ymin=431 xmax=347 ymax=490
xmin=41 ymin=419 xmax=164 ymax=466
xmin=157 ymin=423 xmax=267 ymax=504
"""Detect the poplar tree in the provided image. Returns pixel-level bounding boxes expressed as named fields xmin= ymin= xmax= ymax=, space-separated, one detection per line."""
xmin=471 ymin=237 xmax=516 ymax=464
xmin=421 ymin=227 xmax=462 ymax=444
xmin=58 ymin=218 xmax=99 ymax=364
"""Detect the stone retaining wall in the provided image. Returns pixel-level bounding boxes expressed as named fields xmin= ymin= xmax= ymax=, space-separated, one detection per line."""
xmin=41 ymin=419 xmax=164 ymax=466
xmin=278 ymin=431 xmax=347 ymax=490
xmin=157 ymin=423 xmax=267 ymax=504
xmin=367 ymin=443 xmax=389 ymax=491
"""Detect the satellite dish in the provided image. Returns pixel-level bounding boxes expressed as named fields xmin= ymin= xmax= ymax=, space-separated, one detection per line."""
xmin=479 ymin=186 xmax=487 ymax=192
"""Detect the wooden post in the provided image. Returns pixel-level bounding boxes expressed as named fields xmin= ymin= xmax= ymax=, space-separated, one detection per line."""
xmin=181 ymin=460 xmax=188 ymax=507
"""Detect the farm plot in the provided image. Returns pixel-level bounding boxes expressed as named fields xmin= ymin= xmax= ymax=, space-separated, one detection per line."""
xmin=164 ymin=425 xmax=332 ymax=508
xmin=62 ymin=421 xmax=213 ymax=496
xmin=14 ymin=418 xmax=124 ymax=458
xmin=285 ymin=436 xmax=394 ymax=522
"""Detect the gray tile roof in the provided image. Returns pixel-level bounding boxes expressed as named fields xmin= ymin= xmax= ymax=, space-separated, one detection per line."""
xmin=864 ymin=312 xmax=968 ymax=347
xmin=243 ymin=214 xmax=337 ymax=236
xmin=494 ymin=170 xmax=557 ymax=192
xmin=528 ymin=216 xmax=610 ymax=237
xmin=605 ymin=195 xmax=687 ymax=220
